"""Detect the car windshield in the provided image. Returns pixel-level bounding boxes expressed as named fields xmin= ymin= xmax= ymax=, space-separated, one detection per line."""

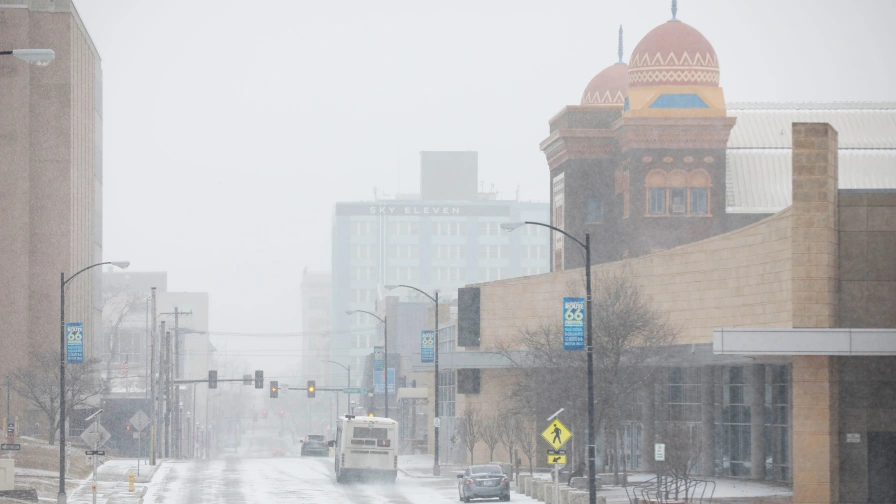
xmin=470 ymin=465 xmax=503 ymax=475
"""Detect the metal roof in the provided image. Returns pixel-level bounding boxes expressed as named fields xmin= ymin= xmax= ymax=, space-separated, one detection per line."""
xmin=724 ymin=103 xmax=896 ymax=213
xmin=727 ymin=104 xmax=896 ymax=149
xmin=726 ymin=149 xmax=896 ymax=213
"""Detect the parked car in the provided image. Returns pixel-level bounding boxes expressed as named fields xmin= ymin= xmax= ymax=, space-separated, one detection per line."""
xmin=301 ymin=434 xmax=329 ymax=456
xmin=457 ymin=464 xmax=510 ymax=502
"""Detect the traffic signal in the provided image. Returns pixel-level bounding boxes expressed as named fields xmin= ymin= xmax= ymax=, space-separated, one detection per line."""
xmin=263 ymin=409 xmax=268 ymax=418
xmin=270 ymin=380 xmax=279 ymax=398
xmin=126 ymin=425 xmax=131 ymax=431
xmin=279 ymin=409 xmax=285 ymax=416
xmin=208 ymin=370 xmax=218 ymax=389
xmin=254 ymin=370 xmax=264 ymax=389
xmin=307 ymin=380 xmax=316 ymax=398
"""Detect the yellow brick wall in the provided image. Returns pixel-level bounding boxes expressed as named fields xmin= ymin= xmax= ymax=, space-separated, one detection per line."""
xmin=476 ymin=206 xmax=794 ymax=350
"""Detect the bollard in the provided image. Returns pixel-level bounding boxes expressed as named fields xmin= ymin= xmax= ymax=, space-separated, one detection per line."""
xmin=128 ymin=472 xmax=135 ymax=492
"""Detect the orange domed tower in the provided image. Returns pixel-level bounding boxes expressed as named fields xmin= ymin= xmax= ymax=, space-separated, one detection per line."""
xmin=611 ymin=0 xmax=738 ymax=259
xmin=540 ymin=26 xmax=630 ymax=270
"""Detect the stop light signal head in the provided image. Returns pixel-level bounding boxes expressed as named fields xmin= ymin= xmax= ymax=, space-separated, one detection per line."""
xmin=307 ymin=380 xmax=316 ymax=398
xmin=270 ymin=380 xmax=279 ymax=398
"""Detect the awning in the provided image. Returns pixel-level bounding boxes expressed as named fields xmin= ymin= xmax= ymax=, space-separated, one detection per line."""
xmin=714 ymin=328 xmax=896 ymax=356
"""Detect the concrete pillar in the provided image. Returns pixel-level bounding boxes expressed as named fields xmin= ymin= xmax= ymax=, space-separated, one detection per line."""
xmin=641 ymin=376 xmax=655 ymax=473
xmin=750 ymin=364 xmax=766 ymax=480
xmin=790 ymin=123 xmax=840 ymax=504
xmin=701 ymin=366 xmax=716 ymax=477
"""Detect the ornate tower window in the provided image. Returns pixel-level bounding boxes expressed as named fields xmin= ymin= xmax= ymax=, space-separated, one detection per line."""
xmin=646 ymin=169 xmax=667 ymax=215
xmin=688 ymin=169 xmax=711 ymax=216
xmin=668 ymin=169 xmax=688 ymax=215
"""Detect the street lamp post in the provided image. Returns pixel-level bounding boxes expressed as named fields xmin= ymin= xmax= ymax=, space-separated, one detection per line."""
xmin=58 ymin=261 xmax=129 ymax=504
xmin=343 ymin=310 xmax=389 ymax=418
xmin=322 ymin=360 xmax=351 ymax=415
xmin=385 ymin=284 xmax=439 ymax=475
xmin=0 ymin=48 xmax=55 ymax=66
xmin=502 ymin=220 xmax=596 ymax=504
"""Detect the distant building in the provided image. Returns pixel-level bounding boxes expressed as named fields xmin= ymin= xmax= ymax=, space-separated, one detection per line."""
xmin=329 ymin=151 xmax=551 ymax=382
xmin=0 ymin=1 xmax=104 ymax=417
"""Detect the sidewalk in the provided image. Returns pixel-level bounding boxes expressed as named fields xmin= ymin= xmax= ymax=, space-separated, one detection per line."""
xmin=66 ymin=459 xmax=161 ymax=504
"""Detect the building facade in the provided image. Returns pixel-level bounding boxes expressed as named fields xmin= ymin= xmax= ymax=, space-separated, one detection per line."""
xmin=0 ymin=0 xmax=103 ymax=414
xmin=330 ymin=152 xmax=550 ymax=383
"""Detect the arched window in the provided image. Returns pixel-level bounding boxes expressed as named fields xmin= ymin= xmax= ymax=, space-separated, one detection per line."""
xmin=645 ymin=169 xmax=667 ymax=215
xmin=688 ymin=169 xmax=711 ymax=215
xmin=668 ymin=169 xmax=688 ymax=215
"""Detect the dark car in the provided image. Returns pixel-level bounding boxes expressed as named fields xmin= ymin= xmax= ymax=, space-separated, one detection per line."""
xmin=457 ymin=464 xmax=510 ymax=502
xmin=300 ymin=434 xmax=329 ymax=456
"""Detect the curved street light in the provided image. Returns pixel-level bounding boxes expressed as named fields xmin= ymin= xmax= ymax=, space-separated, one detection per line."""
xmin=384 ymin=284 xmax=440 ymax=475
xmin=344 ymin=310 xmax=388 ymax=418
xmin=503 ymin=220 xmax=597 ymax=504
xmin=322 ymin=360 xmax=352 ymax=415
xmin=0 ymin=48 xmax=55 ymax=66
xmin=59 ymin=261 xmax=129 ymax=504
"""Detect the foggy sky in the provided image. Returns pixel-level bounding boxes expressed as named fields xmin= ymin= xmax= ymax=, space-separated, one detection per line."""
xmin=76 ymin=0 xmax=896 ymax=340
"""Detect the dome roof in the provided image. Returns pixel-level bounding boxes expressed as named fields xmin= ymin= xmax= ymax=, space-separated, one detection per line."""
xmin=628 ymin=21 xmax=719 ymax=88
xmin=581 ymin=63 xmax=629 ymax=106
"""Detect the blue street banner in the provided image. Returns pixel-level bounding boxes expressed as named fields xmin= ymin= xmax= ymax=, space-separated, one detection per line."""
xmin=421 ymin=331 xmax=434 ymax=363
xmin=374 ymin=367 xmax=396 ymax=395
xmin=66 ymin=322 xmax=84 ymax=363
xmin=562 ymin=297 xmax=585 ymax=351
xmin=374 ymin=346 xmax=384 ymax=371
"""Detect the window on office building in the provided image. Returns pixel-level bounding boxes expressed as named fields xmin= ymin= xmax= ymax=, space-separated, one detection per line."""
xmin=586 ymin=196 xmax=603 ymax=222
xmin=387 ymin=266 xmax=418 ymax=282
xmin=435 ymin=222 xmax=466 ymax=236
xmin=432 ymin=267 xmax=465 ymax=282
xmin=388 ymin=244 xmax=419 ymax=260
xmin=478 ymin=245 xmax=507 ymax=259
xmin=435 ymin=244 xmax=465 ymax=260
xmin=351 ymin=221 xmax=376 ymax=236
xmin=438 ymin=369 xmax=456 ymax=417
xmin=478 ymin=222 xmax=502 ymax=236
xmin=388 ymin=221 xmax=419 ymax=236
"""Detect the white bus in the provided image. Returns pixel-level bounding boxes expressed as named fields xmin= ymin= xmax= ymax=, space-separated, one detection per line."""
xmin=331 ymin=415 xmax=398 ymax=483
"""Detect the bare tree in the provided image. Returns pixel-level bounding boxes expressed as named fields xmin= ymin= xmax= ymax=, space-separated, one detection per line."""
xmin=102 ymin=289 xmax=143 ymax=385
xmin=657 ymin=422 xmax=705 ymax=501
xmin=13 ymin=349 xmax=106 ymax=445
xmin=460 ymin=404 xmax=483 ymax=465
xmin=480 ymin=413 xmax=503 ymax=462
xmin=513 ymin=415 xmax=538 ymax=476
xmin=498 ymin=414 xmax=518 ymax=468
xmin=495 ymin=268 xmax=677 ymax=469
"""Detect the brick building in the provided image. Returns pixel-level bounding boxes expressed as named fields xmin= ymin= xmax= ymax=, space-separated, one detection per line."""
xmin=440 ymin=6 xmax=896 ymax=504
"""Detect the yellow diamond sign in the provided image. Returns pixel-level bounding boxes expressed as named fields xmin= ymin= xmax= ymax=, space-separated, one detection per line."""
xmin=541 ymin=419 xmax=572 ymax=450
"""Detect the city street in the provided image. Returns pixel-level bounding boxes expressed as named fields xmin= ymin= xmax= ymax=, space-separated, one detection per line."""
xmin=143 ymin=457 xmax=466 ymax=504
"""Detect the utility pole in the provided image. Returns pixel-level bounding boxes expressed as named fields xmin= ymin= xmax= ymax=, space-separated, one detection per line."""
xmin=149 ymin=288 xmax=157 ymax=465
xmin=159 ymin=308 xmax=193 ymax=459
xmin=164 ymin=330 xmax=172 ymax=457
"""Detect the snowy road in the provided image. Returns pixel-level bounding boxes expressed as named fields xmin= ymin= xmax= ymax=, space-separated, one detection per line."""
xmin=143 ymin=456 xmax=467 ymax=504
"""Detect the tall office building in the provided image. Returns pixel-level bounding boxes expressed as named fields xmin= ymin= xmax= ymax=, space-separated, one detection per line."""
xmin=0 ymin=2 xmax=103 ymax=395
xmin=330 ymin=152 xmax=550 ymax=382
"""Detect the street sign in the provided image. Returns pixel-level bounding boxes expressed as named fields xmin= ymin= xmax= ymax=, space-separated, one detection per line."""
xmin=6 ymin=422 xmax=13 ymax=434
xmin=562 ymin=297 xmax=585 ymax=350
xmin=80 ymin=422 xmax=111 ymax=448
xmin=541 ymin=419 xmax=572 ymax=451
xmin=421 ymin=330 xmax=434 ymax=363
xmin=1 ymin=444 xmax=20 ymax=451
xmin=547 ymin=449 xmax=567 ymax=455
xmin=548 ymin=453 xmax=567 ymax=465
xmin=129 ymin=410 xmax=150 ymax=432
xmin=343 ymin=387 xmax=367 ymax=394
xmin=280 ymin=384 xmax=289 ymax=395
xmin=374 ymin=346 xmax=385 ymax=371
xmin=85 ymin=450 xmax=105 ymax=456
xmin=654 ymin=443 xmax=666 ymax=461
xmin=66 ymin=322 xmax=84 ymax=363
xmin=374 ymin=368 xmax=395 ymax=395
xmin=243 ymin=374 xmax=252 ymax=386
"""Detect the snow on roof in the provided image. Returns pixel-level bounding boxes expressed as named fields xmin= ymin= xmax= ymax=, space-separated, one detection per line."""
xmin=725 ymin=102 xmax=896 ymax=213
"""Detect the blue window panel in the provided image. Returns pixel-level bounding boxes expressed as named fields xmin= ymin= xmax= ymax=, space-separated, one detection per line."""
xmin=649 ymin=94 xmax=709 ymax=109
xmin=624 ymin=96 xmax=630 ymax=112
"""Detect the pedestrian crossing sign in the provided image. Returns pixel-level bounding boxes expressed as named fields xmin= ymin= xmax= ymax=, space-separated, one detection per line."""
xmin=541 ymin=419 xmax=572 ymax=450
